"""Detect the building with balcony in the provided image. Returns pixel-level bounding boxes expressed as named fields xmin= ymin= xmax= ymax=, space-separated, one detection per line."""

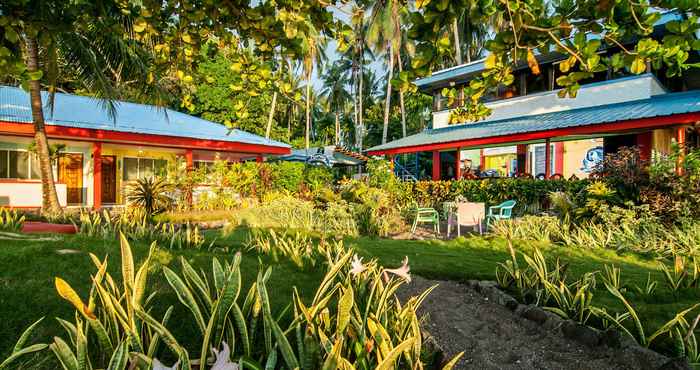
xmin=367 ymin=12 xmax=700 ymax=181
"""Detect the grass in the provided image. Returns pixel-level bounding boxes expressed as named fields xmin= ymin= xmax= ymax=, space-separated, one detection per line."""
xmin=2 ymin=225 xmax=698 ymax=362
xmin=0 ymin=231 xmax=325 ymax=360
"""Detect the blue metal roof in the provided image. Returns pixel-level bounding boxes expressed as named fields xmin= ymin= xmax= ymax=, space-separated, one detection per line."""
xmin=0 ymin=86 xmax=290 ymax=148
xmin=367 ymin=89 xmax=700 ymax=152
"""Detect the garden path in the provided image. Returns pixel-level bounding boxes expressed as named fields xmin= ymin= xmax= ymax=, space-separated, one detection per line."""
xmin=398 ymin=276 xmax=656 ymax=370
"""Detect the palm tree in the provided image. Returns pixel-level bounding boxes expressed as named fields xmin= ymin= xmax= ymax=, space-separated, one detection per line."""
xmin=2 ymin=3 xmax=167 ymax=216
xmin=300 ymin=28 xmax=327 ymax=149
xmin=321 ymin=62 xmax=351 ymax=146
xmin=366 ymin=0 xmax=407 ymax=144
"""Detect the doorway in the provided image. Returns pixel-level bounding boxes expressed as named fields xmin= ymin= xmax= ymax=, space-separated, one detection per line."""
xmin=101 ymin=156 xmax=117 ymax=204
xmin=58 ymin=153 xmax=83 ymax=204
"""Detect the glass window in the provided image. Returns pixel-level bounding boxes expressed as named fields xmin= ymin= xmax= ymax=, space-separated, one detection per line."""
xmin=123 ymin=157 xmax=169 ymax=180
xmin=140 ymin=158 xmax=154 ymax=179
xmin=123 ymin=158 xmax=139 ymax=181
xmin=0 ymin=151 xmax=7 ymax=178
xmin=154 ymin=159 xmax=167 ymax=176
xmin=10 ymin=151 xmax=29 ymax=179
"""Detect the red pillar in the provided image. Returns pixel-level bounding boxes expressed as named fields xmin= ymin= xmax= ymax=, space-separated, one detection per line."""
xmin=544 ymin=138 xmax=552 ymax=179
xmin=636 ymin=132 xmax=653 ymax=163
xmin=184 ymin=149 xmax=194 ymax=170
xmin=676 ymin=127 xmax=686 ymax=175
xmin=455 ymin=149 xmax=461 ymax=180
xmin=479 ymin=149 xmax=485 ymax=170
xmin=516 ymin=144 xmax=528 ymax=174
xmin=92 ymin=142 xmax=102 ymax=210
xmin=256 ymin=155 xmax=264 ymax=163
xmin=432 ymin=151 xmax=441 ymax=181
xmin=554 ymin=142 xmax=565 ymax=176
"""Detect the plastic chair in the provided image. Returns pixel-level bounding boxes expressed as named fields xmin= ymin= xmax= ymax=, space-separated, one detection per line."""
xmin=411 ymin=205 xmax=440 ymax=234
xmin=486 ymin=200 xmax=516 ymax=227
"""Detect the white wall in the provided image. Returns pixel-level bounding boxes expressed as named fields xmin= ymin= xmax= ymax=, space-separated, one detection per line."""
xmin=433 ymin=75 xmax=667 ymax=129
xmin=0 ymin=182 xmax=67 ymax=207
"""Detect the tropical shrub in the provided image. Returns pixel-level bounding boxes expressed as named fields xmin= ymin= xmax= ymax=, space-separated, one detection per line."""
xmin=398 ymin=178 xmax=589 ymax=214
xmin=340 ymin=180 xmax=405 ymax=237
xmin=228 ymin=193 xmax=360 ymax=237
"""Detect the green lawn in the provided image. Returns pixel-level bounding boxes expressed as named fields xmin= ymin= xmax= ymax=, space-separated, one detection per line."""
xmin=1 ymin=226 xmax=696 ymax=361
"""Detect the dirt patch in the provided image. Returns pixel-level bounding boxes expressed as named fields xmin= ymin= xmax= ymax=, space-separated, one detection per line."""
xmin=398 ymin=276 xmax=652 ymax=370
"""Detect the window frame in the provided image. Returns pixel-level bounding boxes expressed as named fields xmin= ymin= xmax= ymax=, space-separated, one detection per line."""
xmin=122 ymin=156 xmax=168 ymax=181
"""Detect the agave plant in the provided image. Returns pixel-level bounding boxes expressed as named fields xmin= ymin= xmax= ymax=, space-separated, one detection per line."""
xmin=126 ymin=177 xmax=174 ymax=216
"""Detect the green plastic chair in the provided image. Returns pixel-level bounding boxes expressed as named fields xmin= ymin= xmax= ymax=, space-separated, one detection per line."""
xmin=486 ymin=200 xmax=516 ymax=227
xmin=411 ymin=205 xmax=440 ymax=234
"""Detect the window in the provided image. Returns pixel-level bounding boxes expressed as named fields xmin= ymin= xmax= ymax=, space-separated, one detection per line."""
xmin=123 ymin=157 xmax=168 ymax=180
xmin=0 ymin=150 xmax=42 ymax=180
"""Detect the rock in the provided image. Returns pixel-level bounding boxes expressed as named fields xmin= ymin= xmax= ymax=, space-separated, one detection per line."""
xmin=657 ymin=358 xmax=692 ymax=370
xmin=503 ymin=296 xmax=519 ymax=311
xmin=521 ymin=306 xmax=548 ymax=324
xmin=600 ymin=328 xmax=622 ymax=348
xmin=561 ymin=321 xmax=600 ymax=347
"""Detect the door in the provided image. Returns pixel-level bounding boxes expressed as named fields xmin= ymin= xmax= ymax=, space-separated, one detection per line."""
xmin=58 ymin=153 xmax=83 ymax=204
xmin=101 ymin=156 xmax=117 ymax=204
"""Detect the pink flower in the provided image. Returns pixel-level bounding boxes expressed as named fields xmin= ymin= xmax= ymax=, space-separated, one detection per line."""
xmin=350 ymin=255 xmax=367 ymax=276
xmin=385 ymin=256 xmax=411 ymax=283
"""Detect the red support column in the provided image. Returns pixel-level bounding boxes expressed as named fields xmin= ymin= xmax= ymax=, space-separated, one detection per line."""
xmin=677 ymin=126 xmax=686 ymax=175
xmin=636 ymin=131 xmax=653 ymax=163
xmin=455 ymin=149 xmax=462 ymax=180
xmin=256 ymin=155 xmax=263 ymax=163
xmin=479 ymin=149 xmax=485 ymax=170
xmin=516 ymin=144 xmax=528 ymax=174
xmin=92 ymin=142 xmax=102 ymax=210
xmin=554 ymin=142 xmax=565 ymax=176
xmin=432 ymin=151 xmax=441 ymax=181
xmin=544 ymin=138 xmax=552 ymax=179
xmin=184 ymin=149 xmax=193 ymax=171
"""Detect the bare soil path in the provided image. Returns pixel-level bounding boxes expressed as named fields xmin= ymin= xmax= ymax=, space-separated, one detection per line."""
xmin=397 ymin=276 xmax=661 ymax=370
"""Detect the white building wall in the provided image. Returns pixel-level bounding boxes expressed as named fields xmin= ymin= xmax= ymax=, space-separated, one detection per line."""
xmin=432 ymin=75 xmax=667 ymax=129
xmin=0 ymin=136 xmax=92 ymax=208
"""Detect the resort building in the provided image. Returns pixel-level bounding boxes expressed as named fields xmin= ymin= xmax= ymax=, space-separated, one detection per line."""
xmin=368 ymin=12 xmax=700 ymax=180
xmin=0 ymin=86 xmax=290 ymax=208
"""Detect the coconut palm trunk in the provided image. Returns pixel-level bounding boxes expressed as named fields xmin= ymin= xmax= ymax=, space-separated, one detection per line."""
xmin=265 ymin=91 xmax=277 ymax=139
xmin=453 ymin=18 xmax=463 ymax=65
xmin=334 ymin=111 xmax=340 ymax=146
xmin=305 ymin=76 xmax=311 ymax=149
xmin=397 ymin=52 xmax=407 ymax=138
xmin=381 ymin=42 xmax=394 ymax=145
xmin=357 ymin=54 xmax=365 ymax=150
xmin=25 ymin=36 xmax=62 ymax=216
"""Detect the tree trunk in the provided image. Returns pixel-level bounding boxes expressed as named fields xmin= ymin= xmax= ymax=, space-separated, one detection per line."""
xmin=25 ymin=37 xmax=62 ymax=216
xmin=265 ymin=91 xmax=277 ymax=139
xmin=305 ymin=75 xmax=311 ymax=149
xmin=397 ymin=52 xmax=407 ymax=138
xmin=334 ymin=111 xmax=340 ymax=146
xmin=357 ymin=37 xmax=365 ymax=151
xmin=382 ymin=43 xmax=394 ymax=145
xmin=453 ymin=18 xmax=463 ymax=65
